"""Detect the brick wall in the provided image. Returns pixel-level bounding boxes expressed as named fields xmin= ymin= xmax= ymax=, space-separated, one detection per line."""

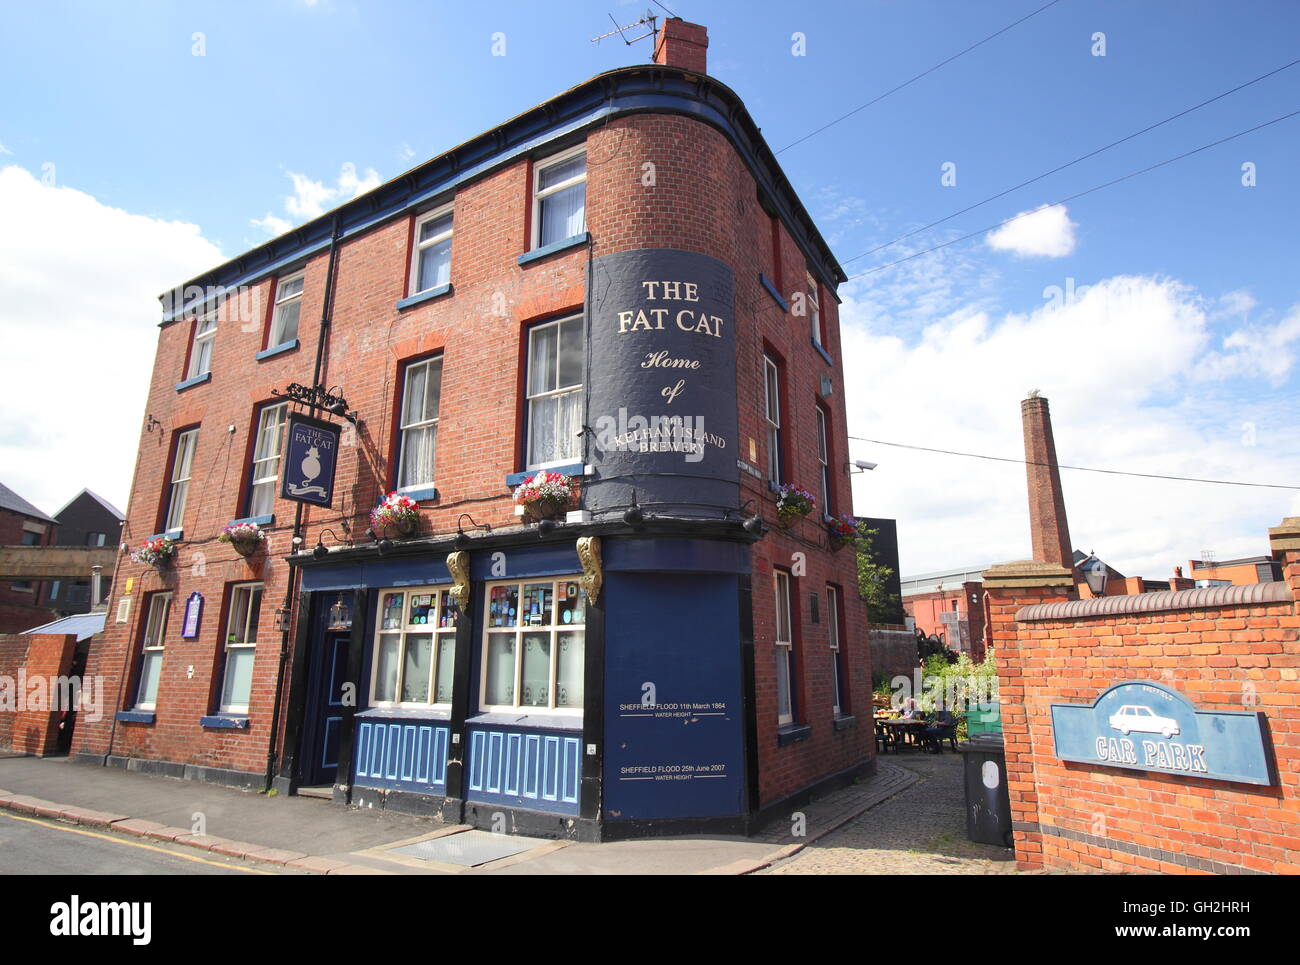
xmin=984 ymin=519 xmax=1300 ymax=874
xmin=0 ymin=632 xmax=77 ymax=755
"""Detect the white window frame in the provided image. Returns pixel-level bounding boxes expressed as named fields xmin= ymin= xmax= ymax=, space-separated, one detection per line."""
xmin=409 ymin=205 xmax=454 ymax=296
xmin=774 ymin=570 xmax=795 ymax=726
xmin=219 ymin=582 xmax=262 ymax=714
xmin=135 ymin=592 xmax=172 ymax=710
xmin=268 ymin=272 xmax=304 ymax=348
xmin=828 ymin=585 xmax=843 ymax=718
xmin=531 ymin=147 xmax=587 ymax=250
xmin=764 ymin=355 xmax=782 ymax=485
xmin=479 ymin=576 xmax=586 ymax=715
xmin=396 ymin=355 xmax=443 ymax=492
xmin=807 ymin=273 xmax=823 ymax=347
xmin=247 ymin=403 xmax=288 ymax=518
xmin=187 ymin=310 xmax=217 ymax=379
xmin=525 ymin=314 xmax=584 ymax=470
xmin=370 ymin=585 xmax=460 ymax=709
xmin=816 ymin=406 xmax=831 ymax=517
xmin=164 ymin=428 xmax=198 ymax=533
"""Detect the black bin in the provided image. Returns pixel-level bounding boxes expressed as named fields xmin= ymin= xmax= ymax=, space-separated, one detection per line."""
xmin=956 ymin=733 xmax=1014 ymax=848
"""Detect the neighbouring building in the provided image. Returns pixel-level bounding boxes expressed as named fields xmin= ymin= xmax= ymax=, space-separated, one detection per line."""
xmin=0 ymin=482 xmax=59 ymax=634
xmin=900 ymin=566 xmax=986 ymax=656
xmin=72 ymin=18 xmax=875 ymax=840
xmin=46 ymin=489 xmax=123 ymax=615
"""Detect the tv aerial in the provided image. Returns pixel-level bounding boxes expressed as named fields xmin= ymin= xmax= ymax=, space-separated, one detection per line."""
xmin=591 ymin=10 xmax=659 ymax=47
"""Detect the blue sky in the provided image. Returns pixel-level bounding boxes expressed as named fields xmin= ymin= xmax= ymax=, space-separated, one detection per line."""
xmin=1 ymin=0 xmax=1298 ymax=575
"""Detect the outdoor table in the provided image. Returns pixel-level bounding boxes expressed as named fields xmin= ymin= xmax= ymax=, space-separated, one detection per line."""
xmin=880 ymin=718 xmax=928 ymax=749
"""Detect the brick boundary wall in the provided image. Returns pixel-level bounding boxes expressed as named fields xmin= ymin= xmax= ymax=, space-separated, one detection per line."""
xmin=982 ymin=518 xmax=1300 ymax=875
xmin=868 ymin=628 xmax=916 ymax=686
xmin=0 ymin=632 xmax=77 ymax=756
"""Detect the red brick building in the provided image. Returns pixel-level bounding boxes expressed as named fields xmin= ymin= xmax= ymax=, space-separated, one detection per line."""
xmin=72 ymin=19 xmax=874 ymax=838
xmin=0 ymin=482 xmax=59 ymax=634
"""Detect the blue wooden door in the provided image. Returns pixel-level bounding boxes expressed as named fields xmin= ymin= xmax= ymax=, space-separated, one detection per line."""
xmin=302 ymin=630 xmax=350 ymax=787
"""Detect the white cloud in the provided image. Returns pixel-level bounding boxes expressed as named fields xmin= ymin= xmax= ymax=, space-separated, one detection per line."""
xmin=1195 ymin=306 xmax=1300 ymax=385
xmin=842 ymin=273 xmax=1300 ymax=579
xmin=398 ymin=143 xmax=416 ymax=163
xmin=986 ymin=203 xmax=1077 ymax=258
xmin=0 ymin=142 xmax=12 ymax=156
xmin=251 ymin=162 xmax=382 ymax=234
xmin=0 ymin=165 xmax=224 ymax=516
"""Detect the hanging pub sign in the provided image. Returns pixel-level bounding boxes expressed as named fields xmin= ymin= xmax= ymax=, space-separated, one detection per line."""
xmin=280 ymin=412 xmax=341 ymax=508
xmin=1051 ymin=680 xmax=1278 ymax=786
xmin=181 ymin=591 xmax=203 ymax=639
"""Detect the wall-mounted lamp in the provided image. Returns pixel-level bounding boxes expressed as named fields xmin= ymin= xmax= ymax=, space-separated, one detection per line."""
xmin=1082 ymin=553 xmax=1108 ymax=596
xmin=622 ymin=490 xmax=645 ymax=527
xmin=313 ymin=529 xmax=342 ymax=560
xmin=537 ymin=519 xmax=557 ymax=537
xmin=455 ymin=514 xmax=492 ymax=549
xmin=734 ymin=499 xmax=765 ymax=537
xmin=274 ymin=607 xmax=291 ymax=632
xmin=144 ymin=415 xmax=161 ymax=433
xmin=327 ymin=593 xmax=352 ymax=630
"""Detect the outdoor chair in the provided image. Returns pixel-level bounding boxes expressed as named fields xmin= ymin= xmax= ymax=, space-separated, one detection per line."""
xmin=920 ymin=711 xmax=960 ymax=753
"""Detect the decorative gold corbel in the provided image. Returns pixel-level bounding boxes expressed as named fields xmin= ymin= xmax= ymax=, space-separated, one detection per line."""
xmin=446 ymin=550 xmax=471 ymax=613
xmin=576 ymin=536 xmax=602 ymax=605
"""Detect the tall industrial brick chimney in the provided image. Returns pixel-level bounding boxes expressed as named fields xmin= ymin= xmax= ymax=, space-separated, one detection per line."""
xmin=1021 ymin=393 xmax=1074 ymax=570
xmin=654 ymin=17 xmax=709 ymax=74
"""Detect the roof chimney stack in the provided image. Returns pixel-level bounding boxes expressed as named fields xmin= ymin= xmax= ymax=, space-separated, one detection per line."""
xmin=1021 ymin=394 xmax=1074 ymax=570
xmin=654 ymin=17 xmax=709 ymax=74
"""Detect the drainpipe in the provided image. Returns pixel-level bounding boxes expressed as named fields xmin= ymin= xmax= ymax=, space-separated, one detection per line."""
xmin=264 ymin=214 xmax=344 ymax=791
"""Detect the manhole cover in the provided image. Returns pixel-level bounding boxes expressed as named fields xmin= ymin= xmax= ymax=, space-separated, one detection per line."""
xmin=389 ymin=830 xmax=548 ymax=867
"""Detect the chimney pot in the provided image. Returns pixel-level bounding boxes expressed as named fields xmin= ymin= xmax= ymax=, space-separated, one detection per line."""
xmin=653 ymin=17 xmax=709 ymax=74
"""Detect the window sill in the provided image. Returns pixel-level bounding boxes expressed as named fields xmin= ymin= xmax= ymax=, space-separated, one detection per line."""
xmin=811 ymin=340 xmax=833 ymax=366
xmin=396 ymin=485 xmax=438 ymax=503
xmin=466 ymin=711 xmax=583 ymax=731
xmin=517 ymin=232 xmax=590 ymax=266
xmin=115 ymin=710 xmax=155 ymax=724
xmin=255 ymin=340 xmax=299 ymax=361
xmin=227 ymin=514 xmax=274 ymax=528
xmin=357 ymin=706 xmax=451 ymax=721
xmin=200 ymin=715 xmax=249 ymax=729
xmin=174 ymin=372 xmax=211 ymax=393
xmin=832 ymin=714 xmax=857 ymax=733
xmin=759 ymin=273 xmax=788 ymax=312
xmin=152 ymin=529 xmax=183 ymax=542
xmin=776 ymin=723 xmax=812 ymax=747
xmin=505 ymin=462 xmax=585 ymax=488
xmin=396 ymin=284 xmax=452 ymax=311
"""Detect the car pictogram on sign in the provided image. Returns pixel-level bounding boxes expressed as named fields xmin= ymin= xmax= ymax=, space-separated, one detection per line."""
xmin=1108 ymin=704 xmax=1180 ymax=739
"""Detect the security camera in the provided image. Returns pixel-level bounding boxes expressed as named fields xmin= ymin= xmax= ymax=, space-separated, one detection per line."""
xmin=854 ymin=460 xmax=877 ymax=471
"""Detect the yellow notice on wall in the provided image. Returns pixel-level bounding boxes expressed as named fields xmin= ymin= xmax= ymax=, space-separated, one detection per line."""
xmin=748 ymin=437 xmax=756 ymax=462
xmin=124 ymin=577 xmax=134 ymax=595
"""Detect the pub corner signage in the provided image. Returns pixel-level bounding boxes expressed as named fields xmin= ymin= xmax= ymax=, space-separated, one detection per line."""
xmin=280 ymin=412 xmax=341 ymax=508
xmin=1051 ymin=680 xmax=1278 ymax=786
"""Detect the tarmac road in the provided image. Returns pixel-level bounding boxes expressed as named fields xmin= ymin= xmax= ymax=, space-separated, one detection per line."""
xmin=0 ymin=810 xmax=284 ymax=875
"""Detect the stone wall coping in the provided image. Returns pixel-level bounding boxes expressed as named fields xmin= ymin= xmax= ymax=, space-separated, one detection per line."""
xmin=1268 ymin=516 xmax=1300 ymax=552
xmin=1017 ymin=580 xmax=1292 ymax=621
xmin=982 ymin=560 xmax=1075 ymax=589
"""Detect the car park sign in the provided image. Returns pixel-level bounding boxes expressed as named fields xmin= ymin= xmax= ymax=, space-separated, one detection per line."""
xmin=1050 ymin=680 xmax=1278 ymax=786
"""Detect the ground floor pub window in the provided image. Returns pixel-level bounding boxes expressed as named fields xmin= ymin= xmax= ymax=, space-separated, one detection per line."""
xmin=480 ymin=577 xmax=585 ymax=713
xmin=220 ymin=582 xmax=262 ymax=714
xmin=371 ymin=586 xmax=460 ymax=708
xmin=135 ymin=592 xmax=172 ymax=710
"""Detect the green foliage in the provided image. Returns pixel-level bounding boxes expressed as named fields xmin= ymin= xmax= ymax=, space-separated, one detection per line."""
xmin=855 ymin=522 xmax=901 ymax=624
xmin=917 ymin=651 xmax=1000 ymax=738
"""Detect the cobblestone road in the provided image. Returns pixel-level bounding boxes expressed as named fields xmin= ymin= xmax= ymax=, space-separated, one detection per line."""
xmin=759 ymin=752 xmax=1020 ymax=875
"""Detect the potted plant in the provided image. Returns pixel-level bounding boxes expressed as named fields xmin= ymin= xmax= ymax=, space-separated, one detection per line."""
xmin=513 ymin=470 xmax=575 ymax=522
xmin=827 ymin=512 xmax=857 ymax=551
xmin=219 ymin=521 xmax=266 ymax=557
xmin=370 ymin=491 xmax=420 ymax=538
xmin=131 ymin=536 xmax=177 ymax=568
xmin=775 ymin=483 xmax=816 ymax=529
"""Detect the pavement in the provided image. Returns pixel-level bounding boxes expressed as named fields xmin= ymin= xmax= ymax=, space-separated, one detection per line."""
xmin=0 ymin=749 xmax=1018 ymax=875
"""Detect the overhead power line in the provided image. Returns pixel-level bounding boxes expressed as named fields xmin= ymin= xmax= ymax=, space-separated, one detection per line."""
xmin=848 ymin=436 xmax=1300 ymax=490
xmin=840 ymin=56 xmax=1300 ymax=266
xmin=775 ymin=0 xmax=1066 ymax=154
xmin=847 ymin=107 xmax=1300 ymax=278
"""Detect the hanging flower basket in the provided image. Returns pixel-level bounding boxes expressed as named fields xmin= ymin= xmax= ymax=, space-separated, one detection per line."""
xmin=775 ymin=484 xmax=816 ymax=529
xmin=827 ymin=513 xmax=857 ymax=552
xmin=219 ymin=521 xmax=266 ymax=557
xmin=513 ymin=470 xmax=575 ymax=522
xmin=131 ymin=536 xmax=177 ymax=568
xmin=370 ymin=492 xmax=420 ymax=539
